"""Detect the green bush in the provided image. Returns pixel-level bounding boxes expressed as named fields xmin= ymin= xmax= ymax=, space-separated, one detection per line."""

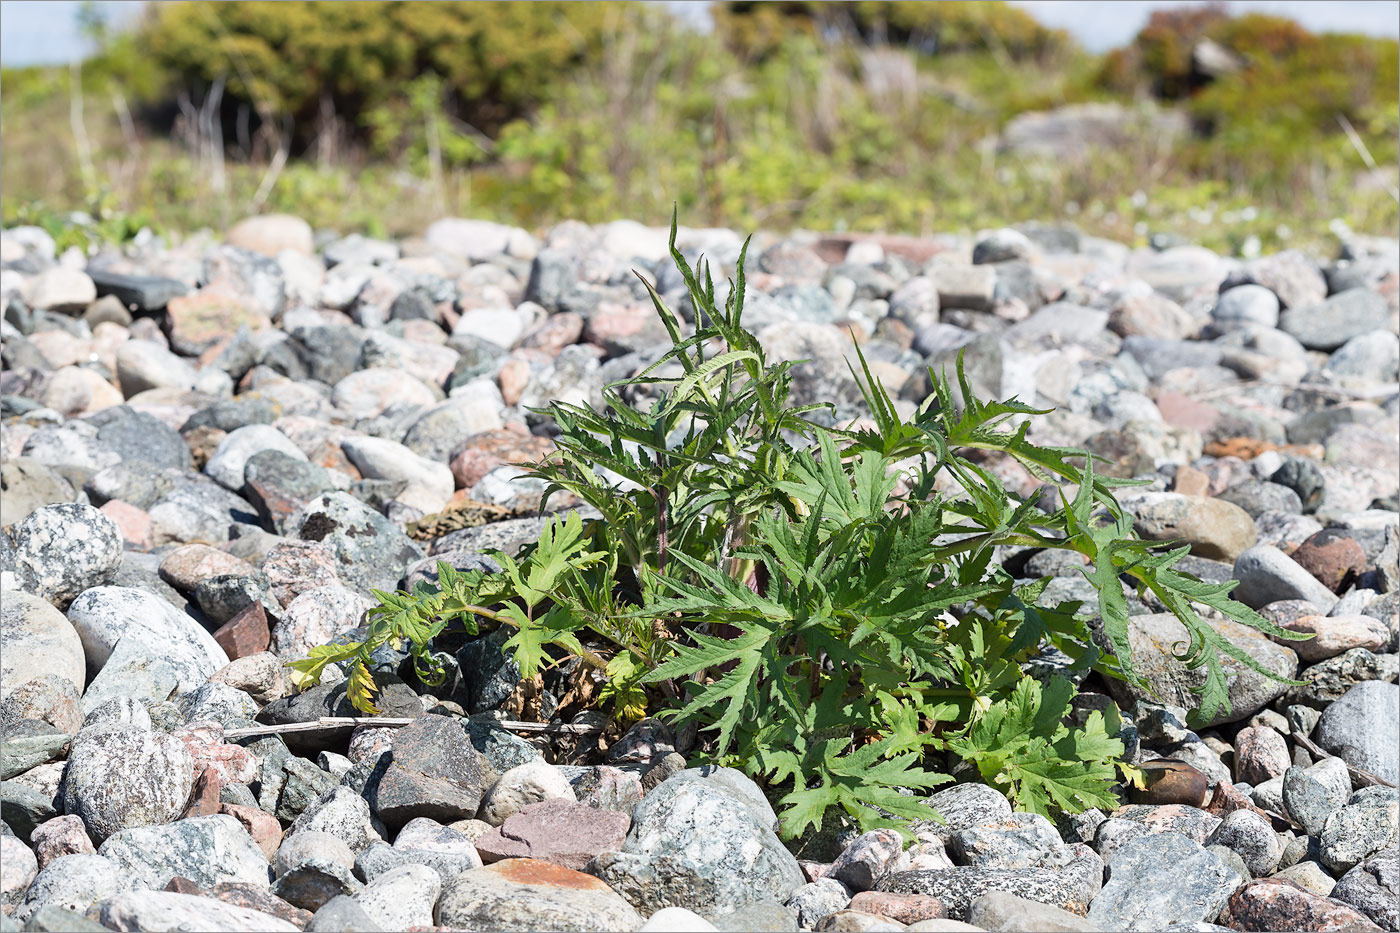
xmin=295 ymin=214 xmax=1307 ymax=837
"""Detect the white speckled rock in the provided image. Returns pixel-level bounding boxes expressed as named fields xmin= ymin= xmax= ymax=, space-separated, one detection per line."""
xmin=352 ymin=863 xmax=441 ymax=930
xmin=0 ymin=591 xmax=86 ymax=697
xmin=478 ymin=760 xmax=577 ymax=826
xmin=17 ymin=853 xmax=123 ymax=917
xmin=9 ymin=503 xmax=122 ymax=608
xmin=0 ymin=835 xmax=38 ymax=907
xmin=61 ymin=727 xmax=194 ymax=843
xmin=437 ymin=859 xmax=641 ymax=931
xmin=270 ymin=585 xmax=374 ymax=660
xmin=65 ymin=586 xmax=229 ymax=695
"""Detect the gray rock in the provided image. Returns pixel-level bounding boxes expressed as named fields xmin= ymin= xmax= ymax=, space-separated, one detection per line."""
xmin=19 ymin=853 xmax=124 ymax=917
xmin=1204 ymin=810 xmax=1282 ymax=877
xmin=387 ymin=817 xmax=482 ymax=884
xmin=585 ymin=851 xmax=719 ymax=918
xmin=18 ymin=903 xmax=111 ymax=932
xmin=288 ymin=787 xmax=384 ymax=855
xmin=286 ymin=493 xmax=423 ymax=597
xmin=878 ymin=848 xmax=1099 ymax=922
xmin=973 ymin=229 xmax=1033 ymax=265
xmin=306 ymin=895 xmax=385 ymax=933
xmin=1232 ymin=545 xmax=1340 ymax=610
xmin=363 ymin=715 xmax=492 ymax=829
xmin=1283 ymin=648 xmax=1399 ymax=709
xmin=1219 ymin=481 xmax=1304 ymax=520
xmin=1282 ymin=759 xmax=1352 ymax=837
xmin=786 ymin=879 xmax=852 ymax=929
xmin=1314 ymin=681 xmax=1399 ymax=784
xmin=1211 ymin=285 xmax=1279 ymax=332
xmin=478 ymin=759 xmax=575 ymax=826
xmin=1330 ymin=847 xmax=1398 ymax=931
xmin=59 ymin=728 xmax=193 ymax=844
xmin=1319 ymin=786 xmax=1399 ymax=874
xmin=114 ymin=340 xmax=197 ymax=396
xmin=351 ymin=863 xmax=440 ymax=930
xmin=92 ymin=409 xmax=189 ymax=471
xmin=97 ymin=814 xmax=272 ymax=889
xmin=1102 ymin=612 xmax=1299 ymax=726
xmin=78 ymin=636 xmax=179 ymax=714
xmin=278 ymin=757 xmax=340 ymax=822
xmin=9 ymin=504 xmax=121 ymax=609
xmin=1 ymin=730 xmax=69 ymax=781
xmin=437 ymin=860 xmax=642 ymax=931
xmin=87 ymin=269 xmax=188 ymax=312
xmin=949 ymin=812 xmax=1071 ymax=870
xmin=829 ymin=830 xmax=903 ymax=893
xmin=1085 ymin=832 xmax=1242 ymax=931
xmin=623 ymin=767 xmax=804 ymax=916
xmin=712 ymin=899 xmax=799 ymax=932
xmin=1279 ymin=288 xmax=1391 ymax=351
xmin=967 ymin=890 xmax=1100 ymax=932
xmin=911 ymin=783 xmax=1014 ymax=844
xmin=93 ymin=890 xmax=299 ymax=932
xmin=66 ymin=586 xmax=229 ymax=696
xmin=206 ymin=424 xmax=308 ymax=492
xmin=0 ymin=459 xmax=73 ymax=527
xmin=0 ymin=592 xmax=85 ymax=698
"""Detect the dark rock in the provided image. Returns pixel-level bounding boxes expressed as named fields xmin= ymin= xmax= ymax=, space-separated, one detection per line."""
xmin=257 ymin=676 xmax=422 ymax=754
xmin=362 ymin=715 xmax=493 ymax=829
xmin=87 ymin=269 xmax=189 ymax=312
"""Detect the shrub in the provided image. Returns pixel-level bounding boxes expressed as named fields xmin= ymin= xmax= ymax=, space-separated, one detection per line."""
xmin=294 ymin=213 xmax=1307 ymax=838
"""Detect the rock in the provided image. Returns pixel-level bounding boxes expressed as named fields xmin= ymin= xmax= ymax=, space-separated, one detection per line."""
xmin=270 ymin=586 xmax=372 ymax=660
xmin=973 ymin=229 xmax=1032 ymax=265
xmin=912 ymin=784 xmax=1014 ymax=844
xmin=1129 ymin=760 xmax=1210 ymax=807
xmin=98 ymin=814 xmax=272 ymax=889
xmin=1085 ymin=832 xmax=1241 ymax=931
xmin=585 ymin=850 xmax=719 ymax=919
xmin=1102 ymin=612 xmax=1299 ymax=726
xmin=788 ymin=879 xmax=854 ymax=928
xmin=640 ymin=906 xmax=721 ymax=932
xmin=1206 ymin=810 xmax=1282 ymax=877
xmin=966 ymin=891 xmax=1099 ymax=932
xmin=1 ymin=833 xmax=37 ymax=906
xmin=211 ymin=603 xmax=273 ymax=661
xmin=474 ymin=798 xmax=628 ymax=870
xmin=205 ymin=425 xmax=308 ymax=492
xmin=388 ymin=817 xmax=483 ymax=883
xmin=479 ymin=759 xmax=577 ymax=826
xmin=1319 ymin=787 xmax=1399 ymax=875
xmin=330 ymin=369 xmax=435 ymax=421
xmin=559 ymin=764 xmax=643 ymax=814
xmin=244 ymin=451 xmax=339 ymax=534
xmin=8 ymin=503 xmax=121 ymax=608
xmin=1279 ymin=289 xmax=1390 ymax=351
xmin=1291 ymin=529 xmax=1369 ymax=593
xmin=306 ymin=894 xmax=384 ymax=932
xmin=1232 ymin=545 xmax=1340 ymax=610
xmin=286 ymin=493 xmax=423 ymax=597
xmin=848 ymin=891 xmax=948 ymax=925
xmin=878 ymin=857 xmax=1096 ymax=922
xmin=30 ymin=815 xmax=95 ymax=868
xmin=1282 ymin=648 xmax=1399 ymax=709
xmin=257 ymin=677 xmax=421 ymax=755
xmin=2 ymin=778 xmax=58 ymax=840
xmin=831 ymin=830 xmax=905 ymax=892
xmin=28 ymin=267 xmax=97 ymax=313
xmin=166 ymin=287 xmax=270 ymax=355
xmin=426 ymin=218 xmax=537 ymax=261
xmin=114 ymin=341 xmax=197 ymax=397
xmin=350 ymin=863 xmax=440 ymax=929
xmin=1 ymin=459 xmax=74 ymax=527
xmin=1330 ymin=848 xmax=1398 ymax=931
xmin=0 ymin=593 xmax=85 ymax=698
xmin=1225 ymin=878 xmax=1382 ymax=932
xmin=339 ymin=437 xmax=453 ymax=514
xmin=1272 ymin=613 xmax=1388 ymax=663
xmin=623 ymin=767 xmax=805 ymax=915
xmin=66 ymin=586 xmax=229 ymax=695
xmin=17 ymin=852 xmax=120 ymax=917
xmin=1314 ymin=681 xmax=1399 ymax=783
xmin=1271 ymin=860 xmax=1336 ymax=897
xmin=94 ymin=890 xmax=300 ymax=932
xmin=1110 ymin=804 xmax=1222 ymax=845
xmin=1129 ymin=493 xmax=1257 ymax=561
xmin=437 ymin=858 xmax=642 ymax=931
xmin=363 ymin=714 xmax=492 ymax=829
xmin=273 ymin=831 xmax=361 ymax=911
xmin=1233 ymin=727 xmax=1291 ymax=786
xmin=287 ymin=787 xmax=383 ymax=855
xmin=949 ymin=813 xmax=1070 ymax=871
xmin=158 ymin=543 xmax=256 ymax=595
xmin=1282 ymin=760 xmax=1352 ymax=837
xmin=1212 ymin=285 xmax=1279 ymax=332
xmin=227 ymin=214 xmax=313 ymax=257
xmin=60 ymin=728 xmax=193 ymax=843
xmin=222 ymin=803 xmax=283 ymax=861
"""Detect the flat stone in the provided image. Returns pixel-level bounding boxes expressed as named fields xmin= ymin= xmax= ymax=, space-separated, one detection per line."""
xmin=1086 ymin=832 xmax=1242 ymax=931
xmin=1330 ymin=848 xmax=1398 ymax=931
xmin=967 ymin=891 xmax=1099 ymax=932
xmin=93 ymin=890 xmax=300 ymax=932
xmin=475 ymin=798 xmax=630 ymax=870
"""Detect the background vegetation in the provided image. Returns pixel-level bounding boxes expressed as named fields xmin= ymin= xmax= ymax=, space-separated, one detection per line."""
xmin=2 ymin=0 xmax=1396 ymax=253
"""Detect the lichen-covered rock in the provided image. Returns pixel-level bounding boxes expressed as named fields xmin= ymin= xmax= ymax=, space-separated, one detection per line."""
xmin=9 ymin=503 xmax=121 ymax=608
xmin=285 ymin=492 xmax=423 ymax=596
xmin=60 ymin=729 xmax=194 ymax=844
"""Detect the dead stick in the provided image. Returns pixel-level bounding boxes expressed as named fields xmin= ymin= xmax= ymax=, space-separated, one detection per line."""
xmin=223 ymin=717 xmax=603 ymax=741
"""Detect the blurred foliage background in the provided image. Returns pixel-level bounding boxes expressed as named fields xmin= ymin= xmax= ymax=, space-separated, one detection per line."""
xmin=1 ymin=0 xmax=1396 ymax=253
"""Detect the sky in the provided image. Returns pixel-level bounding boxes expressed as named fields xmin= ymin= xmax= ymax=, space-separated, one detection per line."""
xmin=0 ymin=0 xmax=1397 ymax=66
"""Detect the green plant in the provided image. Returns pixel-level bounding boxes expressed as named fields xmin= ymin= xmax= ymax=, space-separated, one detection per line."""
xmin=297 ymin=212 xmax=1307 ymax=838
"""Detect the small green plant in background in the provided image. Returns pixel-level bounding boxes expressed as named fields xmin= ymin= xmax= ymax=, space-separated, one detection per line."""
xmin=294 ymin=212 xmax=1307 ymax=838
